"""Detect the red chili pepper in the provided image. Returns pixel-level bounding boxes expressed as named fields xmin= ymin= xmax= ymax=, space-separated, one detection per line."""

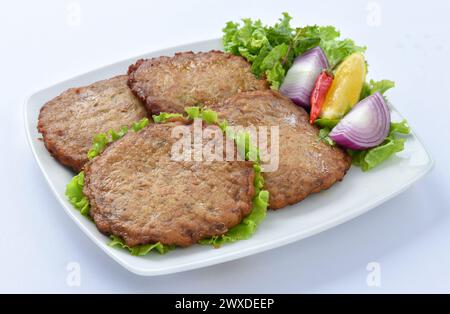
xmin=310 ymin=71 xmax=333 ymax=124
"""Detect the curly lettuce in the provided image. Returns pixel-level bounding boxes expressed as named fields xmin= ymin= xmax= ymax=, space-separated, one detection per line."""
xmin=314 ymin=118 xmax=340 ymax=129
xmin=360 ymin=79 xmax=395 ymax=100
xmin=109 ymin=235 xmax=174 ymax=256
xmin=348 ymin=120 xmax=410 ymax=171
xmin=152 ymin=113 xmax=183 ymax=123
xmin=87 ymin=118 xmax=149 ymax=160
xmin=65 ymin=172 xmax=90 ymax=216
xmin=185 ymin=106 xmax=219 ymax=124
xmin=317 ymin=128 xmax=335 ymax=146
xmin=223 ymin=12 xmax=365 ymax=89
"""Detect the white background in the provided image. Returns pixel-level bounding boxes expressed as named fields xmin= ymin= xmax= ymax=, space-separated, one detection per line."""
xmin=1 ymin=0 xmax=449 ymax=293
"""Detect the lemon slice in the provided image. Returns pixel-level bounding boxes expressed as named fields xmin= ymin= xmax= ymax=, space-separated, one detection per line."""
xmin=320 ymin=53 xmax=366 ymax=119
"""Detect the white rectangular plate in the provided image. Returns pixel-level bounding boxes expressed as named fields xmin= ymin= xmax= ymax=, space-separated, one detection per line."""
xmin=24 ymin=39 xmax=433 ymax=276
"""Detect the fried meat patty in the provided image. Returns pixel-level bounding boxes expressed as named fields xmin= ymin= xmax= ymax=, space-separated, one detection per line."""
xmin=83 ymin=123 xmax=255 ymax=247
xmin=38 ymin=75 xmax=147 ymax=171
xmin=209 ymin=90 xmax=352 ymax=209
xmin=127 ymin=51 xmax=268 ymax=115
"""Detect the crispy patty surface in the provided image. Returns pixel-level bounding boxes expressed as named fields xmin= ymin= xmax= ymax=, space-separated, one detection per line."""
xmin=83 ymin=123 xmax=255 ymax=247
xmin=209 ymin=90 xmax=352 ymax=209
xmin=37 ymin=75 xmax=147 ymax=172
xmin=127 ymin=51 xmax=268 ymax=115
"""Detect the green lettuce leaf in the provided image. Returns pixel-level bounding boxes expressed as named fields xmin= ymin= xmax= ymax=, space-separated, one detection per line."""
xmin=292 ymin=25 xmax=365 ymax=69
xmin=109 ymin=235 xmax=174 ymax=256
xmin=132 ymin=117 xmax=150 ymax=131
xmin=152 ymin=113 xmax=183 ymax=123
xmin=314 ymin=118 xmax=340 ymax=129
xmin=317 ymin=128 xmax=335 ymax=146
xmin=222 ymin=13 xmax=365 ymax=89
xmin=321 ymin=38 xmax=366 ymax=69
xmin=87 ymin=118 xmax=149 ymax=159
xmin=348 ymin=138 xmax=406 ymax=171
xmin=251 ymin=45 xmax=271 ymax=77
xmin=266 ymin=12 xmax=294 ymax=46
xmin=260 ymin=43 xmax=289 ymax=89
xmin=360 ymin=79 xmax=395 ymax=100
xmin=108 ymin=126 xmax=129 ymax=141
xmin=390 ymin=119 xmax=410 ymax=134
xmin=348 ymin=120 xmax=410 ymax=171
xmin=199 ymin=109 xmax=219 ymax=124
xmin=183 ymin=106 xmax=219 ymax=123
xmin=222 ymin=14 xmax=292 ymax=88
xmin=65 ymin=172 xmax=90 ymax=216
xmin=87 ymin=133 xmax=109 ymax=160
xmin=185 ymin=106 xmax=201 ymax=119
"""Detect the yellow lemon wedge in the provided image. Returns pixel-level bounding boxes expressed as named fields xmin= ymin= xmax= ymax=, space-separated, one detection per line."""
xmin=320 ymin=53 xmax=367 ymax=119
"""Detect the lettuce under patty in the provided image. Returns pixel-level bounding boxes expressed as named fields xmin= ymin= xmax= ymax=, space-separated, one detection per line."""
xmin=109 ymin=235 xmax=175 ymax=256
xmin=152 ymin=113 xmax=183 ymax=123
xmin=66 ymin=108 xmax=269 ymax=256
xmin=87 ymin=118 xmax=149 ymax=160
xmin=65 ymin=172 xmax=89 ymax=216
xmin=347 ymin=120 xmax=410 ymax=171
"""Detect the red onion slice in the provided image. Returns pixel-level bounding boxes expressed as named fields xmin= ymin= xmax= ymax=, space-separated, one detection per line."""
xmin=329 ymin=92 xmax=390 ymax=150
xmin=280 ymin=46 xmax=328 ymax=108
xmin=279 ymin=46 xmax=329 ymax=108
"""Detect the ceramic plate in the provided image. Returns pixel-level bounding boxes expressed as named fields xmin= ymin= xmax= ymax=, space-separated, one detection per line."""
xmin=24 ymin=39 xmax=433 ymax=276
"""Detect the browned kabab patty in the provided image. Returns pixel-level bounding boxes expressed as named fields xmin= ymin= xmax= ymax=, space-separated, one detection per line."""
xmin=37 ymin=75 xmax=147 ymax=171
xmin=127 ymin=50 xmax=268 ymax=115
xmin=209 ymin=90 xmax=352 ymax=210
xmin=83 ymin=123 xmax=255 ymax=247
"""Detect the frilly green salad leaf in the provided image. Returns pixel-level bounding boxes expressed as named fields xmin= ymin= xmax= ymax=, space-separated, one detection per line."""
xmin=185 ymin=107 xmax=219 ymax=123
xmin=109 ymin=235 xmax=174 ymax=256
xmin=152 ymin=113 xmax=183 ymax=123
xmin=223 ymin=12 xmax=365 ymax=89
xmin=314 ymin=118 xmax=340 ymax=129
xmin=185 ymin=106 xmax=202 ymax=119
xmin=318 ymin=128 xmax=335 ymax=146
xmin=66 ymin=109 xmax=269 ymax=255
xmin=390 ymin=119 xmax=411 ymax=135
xmin=131 ymin=117 xmax=150 ymax=132
xmin=65 ymin=171 xmax=90 ymax=216
xmin=87 ymin=118 xmax=149 ymax=159
xmin=360 ymin=79 xmax=395 ymax=100
xmin=348 ymin=120 xmax=410 ymax=171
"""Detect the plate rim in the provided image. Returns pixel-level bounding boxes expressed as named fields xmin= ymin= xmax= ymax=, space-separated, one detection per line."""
xmin=23 ymin=38 xmax=435 ymax=276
